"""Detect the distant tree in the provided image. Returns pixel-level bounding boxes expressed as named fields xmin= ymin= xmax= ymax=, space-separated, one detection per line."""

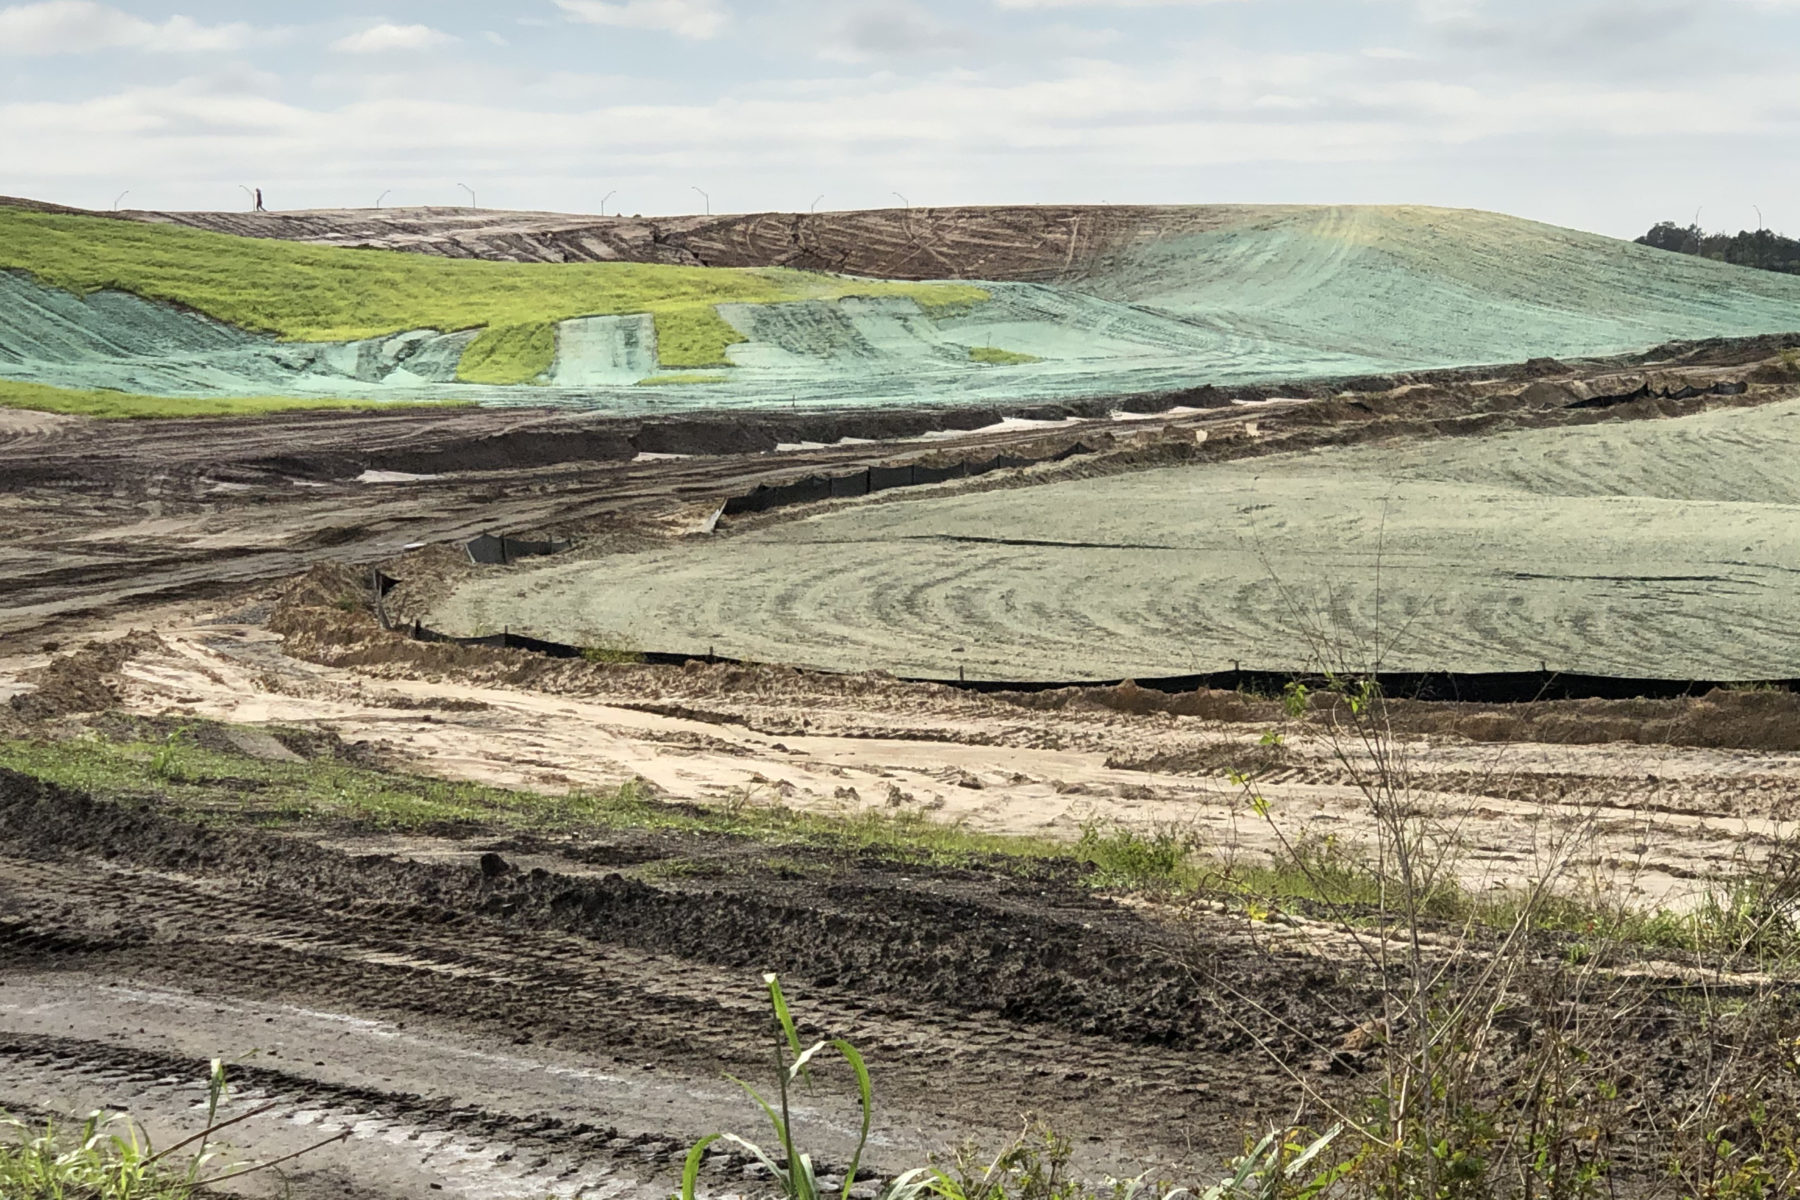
xmin=1636 ymin=220 xmax=1800 ymax=274
xmin=1638 ymin=220 xmax=1703 ymax=255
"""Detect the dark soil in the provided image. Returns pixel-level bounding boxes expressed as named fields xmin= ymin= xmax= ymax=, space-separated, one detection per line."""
xmin=4 ymin=761 xmax=1798 ymax=1195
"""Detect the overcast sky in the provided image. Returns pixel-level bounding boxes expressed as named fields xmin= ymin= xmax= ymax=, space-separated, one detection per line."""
xmin=2 ymin=0 xmax=1796 ymax=237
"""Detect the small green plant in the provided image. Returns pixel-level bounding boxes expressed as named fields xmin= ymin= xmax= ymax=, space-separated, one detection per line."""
xmin=1075 ymin=822 xmax=1195 ymax=890
xmin=581 ymin=636 xmax=645 ymax=665
xmin=681 ymin=973 xmax=883 ymax=1200
xmin=0 ymin=1060 xmax=346 ymax=1199
xmin=1200 ymin=1126 xmax=1346 ymax=1200
xmin=149 ymin=728 xmax=191 ymax=783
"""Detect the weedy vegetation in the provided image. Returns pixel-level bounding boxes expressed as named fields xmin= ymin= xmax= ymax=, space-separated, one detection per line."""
xmin=1197 ymin=647 xmax=1800 ymax=1197
xmin=684 ymin=975 xmax=1345 ymax=1200
xmin=0 ymin=1060 xmax=345 ymax=1199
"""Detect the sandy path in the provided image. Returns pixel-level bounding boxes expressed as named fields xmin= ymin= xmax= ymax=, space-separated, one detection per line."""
xmin=21 ymin=620 xmax=1793 ymax=910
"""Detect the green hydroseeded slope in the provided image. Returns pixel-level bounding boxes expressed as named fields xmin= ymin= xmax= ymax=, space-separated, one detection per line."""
xmin=428 ymin=396 xmax=1800 ymax=681
xmin=0 ymin=208 xmax=987 ymax=382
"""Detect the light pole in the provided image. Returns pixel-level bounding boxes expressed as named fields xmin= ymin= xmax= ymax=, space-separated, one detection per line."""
xmin=811 ymin=194 xmax=824 ymax=213
xmin=237 ymin=184 xmax=255 ymax=210
xmin=892 ymin=191 xmax=910 ymax=209
xmin=457 ymin=182 xmax=476 ymax=209
xmin=112 ymin=189 xmax=130 ymax=211
xmin=600 ymin=190 xmax=617 ymax=216
xmin=692 ymin=186 xmax=710 ymax=216
xmin=376 ymin=190 xmax=392 ymax=209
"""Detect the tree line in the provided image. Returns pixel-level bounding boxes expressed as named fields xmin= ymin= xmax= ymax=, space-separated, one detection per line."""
xmin=1636 ymin=220 xmax=1800 ymax=274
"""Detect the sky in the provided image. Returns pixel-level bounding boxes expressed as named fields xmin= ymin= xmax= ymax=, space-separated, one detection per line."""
xmin=1 ymin=0 xmax=1797 ymax=238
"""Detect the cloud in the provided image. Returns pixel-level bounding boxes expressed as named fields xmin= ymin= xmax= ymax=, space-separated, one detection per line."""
xmin=332 ymin=23 xmax=457 ymax=54
xmin=0 ymin=0 xmax=255 ymax=54
xmin=825 ymin=2 xmax=975 ymax=60
xmin=553 ymin=0 xmax=728 ymax=38
xmin=992 ymin=0 xmax=1245 ymax=7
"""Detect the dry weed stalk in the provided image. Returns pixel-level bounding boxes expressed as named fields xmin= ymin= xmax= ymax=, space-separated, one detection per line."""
xmin=1200 ymin=521 xmax=1800 ymax=1196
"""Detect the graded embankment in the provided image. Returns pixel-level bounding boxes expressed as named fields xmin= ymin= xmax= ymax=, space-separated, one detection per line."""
xmin=430 ymin=396 xmax=1800 ymax=681
xmin=2 ymin=201 xmax=1798 ymax=416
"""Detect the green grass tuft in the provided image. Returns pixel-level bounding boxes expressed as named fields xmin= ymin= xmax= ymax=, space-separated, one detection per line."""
xmin=0 ymin=378 xmax=470 ymax=420
xmin=968 ymin=346 xmax=1041 ymax=366
xmin=636 ymin=373 xmax=732 ymax=387
xmin=0 ymin=207 xmax=989 ymax=380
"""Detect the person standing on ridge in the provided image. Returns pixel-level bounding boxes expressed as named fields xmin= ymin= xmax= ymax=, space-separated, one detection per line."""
xmin=254 ymin=187 xmax=265 ymax=212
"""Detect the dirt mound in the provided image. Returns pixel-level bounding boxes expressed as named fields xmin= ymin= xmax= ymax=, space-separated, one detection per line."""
xmin=275 ymin=562 xmax=376 ymax=612
xmin=1008 ymin=680 xmax=1800 ymax=753
xmin=8 ymin=631 xmax=165 ymax=722
xmin=106 ymin=201 xmax=1248 ymax=280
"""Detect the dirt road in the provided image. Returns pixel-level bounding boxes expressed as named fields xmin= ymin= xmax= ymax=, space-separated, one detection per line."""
xmin=0 ymin=757 xmax=1327 ymax=1199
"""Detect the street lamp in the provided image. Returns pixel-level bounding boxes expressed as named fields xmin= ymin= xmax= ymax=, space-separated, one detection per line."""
xmin=112 ymin=189 xmax=130 ymax=211
xmin=692 ymin=186 xmax=710 ymax=215
xmin=376 ymin=190 xmax=392 ymax=209
xmin=892 ymin=191 xmax=910 ymax=209
xmin=600 ymin=190 xmax=617 ymax=216
xmin=811 ymin=194 xmax=824 ymax=213
xmin=457 ymin=183 xmax=477 ymax=209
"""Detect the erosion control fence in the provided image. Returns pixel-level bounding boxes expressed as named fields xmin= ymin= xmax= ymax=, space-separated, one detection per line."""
xmin=723 ymin=443 xmax=1097 ymax=517
xmin=397 ymin=618 xmax=1796 ymax=704
xmin=465 ymin=534 xmax=573 ymax=566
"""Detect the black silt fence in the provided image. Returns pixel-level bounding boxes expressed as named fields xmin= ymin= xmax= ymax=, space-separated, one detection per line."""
xmin=404 ymin=620 xmax=1792 ymax=705
xmin=466 ymin=534 xmax=573 ymax=565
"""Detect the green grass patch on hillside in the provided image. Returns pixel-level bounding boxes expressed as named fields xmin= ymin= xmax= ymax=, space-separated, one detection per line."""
xmin=968 ymin=345 xmax=1041 ymax=365
xmin=636 ymin=373 xmax=731 ymax=386
xmin=0 ymin=208 xmax=989 ymax=381
xmin=456 ymin=321 xmax=557 ymax=384
xmin=0 ymin=378 xmax=470 ymax=420
xmin=0 ymin=729 xmax=1069 ymax=867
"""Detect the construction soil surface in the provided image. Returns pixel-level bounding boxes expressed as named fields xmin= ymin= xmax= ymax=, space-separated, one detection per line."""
xmin=7 ymin=336 xmax=1800 ymax=1197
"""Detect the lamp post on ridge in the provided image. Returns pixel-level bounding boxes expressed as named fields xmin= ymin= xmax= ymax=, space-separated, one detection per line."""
xmin=237 ymin=184 xmax=255 ymax=210
xmin=112 ymin=190 xmax=130 ymax=211
xmin=600 ymin=190 xmax=617 ymax=216
xmin=457 ymin=183 xmax=477 ymax=209
xmin=811 ymin=194 xmax=824 ymax=213
xmin=376 ymin=190 xmax=392 ymax=209
xmin=692 ymin=186 xmax=710 ymax=216
xmin=892 ymin=192 xmax=910 ymax=209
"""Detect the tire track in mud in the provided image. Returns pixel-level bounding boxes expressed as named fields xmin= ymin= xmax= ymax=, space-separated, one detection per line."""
xmin=0 ymin=770 xmax=1339 ymax=1178
xmin=0 ymin=1031 xmax=703 ymax=1199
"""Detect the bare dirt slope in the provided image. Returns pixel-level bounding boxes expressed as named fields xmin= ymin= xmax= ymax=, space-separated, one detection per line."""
xmin=98 ymin=201 xmax=1258 ymax=279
